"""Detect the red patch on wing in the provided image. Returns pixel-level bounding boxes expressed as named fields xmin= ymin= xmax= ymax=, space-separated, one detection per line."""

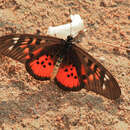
xmin=81 ymin=64 xmax=86 ymax=75
xmin=94 ymin=73 xmax=99 ymax=80
xmin=96 ymin=68 xmax=101 ymax=77
xmin=27 ymin=55 xmax=54 ymax=79
xmin=55 ymin=64 xmax=81 ymax=91
xmin=32 ymin=48 xmax=42 ymax=56
xmin=23 ymin=48 xmax=29 ymax=54
xmin=30 ymin=38 xmax=37 ymax=45
xmin=81 ymin=64 xmax=88 ymax=84
xmin=20 ymin=45 xmax=27 ymax=48
xmin=81 ymin=64 xmax=100 ymax=81
xmin=89 ymin=74 xmax=94 ymax=81
xmin=25 ymin=55 xmax=30 ymax=60
xmin=90 ymin=63 xmax=95 ymax=71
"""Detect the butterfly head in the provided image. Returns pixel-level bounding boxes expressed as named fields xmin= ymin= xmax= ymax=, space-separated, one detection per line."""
xmin=65 ymin=35 xmax=74 ymax=46
xmin=66 ymin=35 xmax=73 ymax=41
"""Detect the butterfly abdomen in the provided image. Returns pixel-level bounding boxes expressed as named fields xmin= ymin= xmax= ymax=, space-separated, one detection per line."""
xmin=50 ymin=57 xmax=63 ymax=81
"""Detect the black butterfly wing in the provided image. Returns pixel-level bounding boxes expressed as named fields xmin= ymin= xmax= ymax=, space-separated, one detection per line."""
xmin=0 ymin=34 xmax=63 ymax=63
xmin=74 ymin=44 xmax=121 ymax=99
xmin=0 ymin=33 xmax=121 ymax=99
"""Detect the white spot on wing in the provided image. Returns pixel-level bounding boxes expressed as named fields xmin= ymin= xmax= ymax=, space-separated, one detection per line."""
xmin=104 ymin=77 xmax=107 ymax=81
xmin=8 ymin=45 xmax=14 ymax=51
xmin=13 ymin=37 xmax=19 ymax=44
xmin=104 ymin=74 xmax=109 ymax=81
xmin=103 ymin=84 xmax=106 ymax=90
xmin=105 ymin=74 xmax=109 ymax=79
xmin=13 ymin=37 xmax=19 ymax=40
xmin=13 ymin=40 xmax=18 ymax=44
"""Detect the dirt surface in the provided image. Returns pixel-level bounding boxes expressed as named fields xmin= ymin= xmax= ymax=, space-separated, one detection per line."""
xmin=0 ymin=0 xmax=130 ymax=129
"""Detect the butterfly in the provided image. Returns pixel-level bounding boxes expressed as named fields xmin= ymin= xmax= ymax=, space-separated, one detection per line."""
xmin=0 ymin=33 xmax=121 ymax=99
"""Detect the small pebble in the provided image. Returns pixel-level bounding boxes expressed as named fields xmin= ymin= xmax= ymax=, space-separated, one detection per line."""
xmin=99 ymin=57 xmax=105 ymax=62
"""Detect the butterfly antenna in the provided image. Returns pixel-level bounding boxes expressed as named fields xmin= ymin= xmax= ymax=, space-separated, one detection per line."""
xmin=82 ymin=26 xmax=129 ymax=53
xmin=94 ymin=41 xmax=130 ymax=51
xmin=69 ymin=8 xmax=72 ymax=37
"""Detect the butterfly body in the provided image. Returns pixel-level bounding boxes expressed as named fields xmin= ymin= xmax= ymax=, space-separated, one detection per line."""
xmin=0 ymin=34 xmax=121 ymax=99
xmin=50 ymin=57 xmax=63 ymax=81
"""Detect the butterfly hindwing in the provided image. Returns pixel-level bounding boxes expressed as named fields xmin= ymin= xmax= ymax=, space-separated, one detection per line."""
xmin=0 ymin=34 xmax=63 ymax=63
xmin=25 ymin=44 xmax=64 ymax=80
xmin=55 ymin=47 xmax=84 ymax=91
xmin=74 ymin=44 xmax=121 ymax=99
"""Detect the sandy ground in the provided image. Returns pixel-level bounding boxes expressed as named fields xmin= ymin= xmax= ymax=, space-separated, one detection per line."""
xmin=0 ymin=0 xmax=130 ymax=129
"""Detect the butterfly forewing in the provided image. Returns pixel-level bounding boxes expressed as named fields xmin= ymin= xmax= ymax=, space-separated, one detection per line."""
xmin=0 ymin=34 xmax=63 ymax=63
xmin=74 ymin=44 xmax=121 ymax=99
